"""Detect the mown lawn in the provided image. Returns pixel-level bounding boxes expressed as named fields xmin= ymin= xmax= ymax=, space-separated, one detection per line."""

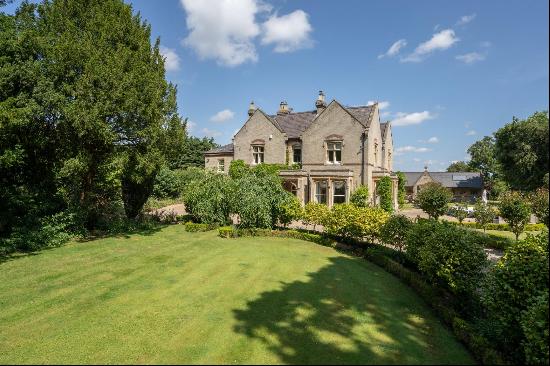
xmin=0 ymin=225 xmax=473 ymax=364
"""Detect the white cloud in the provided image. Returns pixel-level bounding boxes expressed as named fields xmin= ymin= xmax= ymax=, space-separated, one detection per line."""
xmin=186 ymin=120 xmax=197 ymax=132
xmin=160 ymin=46 xmax=181 ymax=71
xmin=413 ymin=158 xmax=422 ymax=162
xmin=401 ymin=29 xmax=459 ymax=62
xmin=466 ymin=130 xmax=477 ymax=136
xmin=367 ymin=100 xmax=390 ymax=110
xmin=180 ymin=0 xmax=263 ymax=66
xmin=378 ymin=39 xmax=407 ymax=59
xmin=392 ymin=111 xmax=435 ymax=126
xmin=456 ymin=52 xmax=486 ymax=64
xmin=457 ymin=13 xmax=476 ymax=26
xmin=395 ymin=146 xmax=432 ymax=156
xmin=210 ymin=109 xmax=235 ymax=123
xmin=201 ymin=127 xmax=222 ymax=138
xmin=261 ymin=10 xmax=313 ymax=53
xmin=427 ymin=136 xmax=439 ymax=143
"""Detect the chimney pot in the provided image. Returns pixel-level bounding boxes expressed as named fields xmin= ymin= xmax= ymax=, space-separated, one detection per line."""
xmin=278 ymin=100 xmax=290 ymax=115
xmin=316 ymin=90 xmax=327 ymax=115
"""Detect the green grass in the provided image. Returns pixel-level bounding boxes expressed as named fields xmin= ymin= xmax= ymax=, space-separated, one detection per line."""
xmin=473 ymin=228 xmax=541 ymax=241
xmin=0 ymin=226 xmax=473 ymax=364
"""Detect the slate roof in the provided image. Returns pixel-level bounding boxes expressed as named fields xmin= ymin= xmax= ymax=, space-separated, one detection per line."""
xmin=204 ymin=143 xmax=234 ymax=155
xmin=269 ymin=104 xmax=376 ymax=139
xmin=402 ymin=171 xmax=483 ymax=189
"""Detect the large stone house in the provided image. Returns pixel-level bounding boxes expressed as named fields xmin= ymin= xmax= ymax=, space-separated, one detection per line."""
xmin=204 ymin=91 xmax=398 ymax=208
xmin=403 ymin=168 xmax=483 ymax=202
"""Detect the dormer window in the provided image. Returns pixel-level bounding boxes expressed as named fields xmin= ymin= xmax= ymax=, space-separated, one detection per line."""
xmin=327 ymin=141 xmax=342 ymax=164
xmin=252 ymin=145 xmax=264 ymax=164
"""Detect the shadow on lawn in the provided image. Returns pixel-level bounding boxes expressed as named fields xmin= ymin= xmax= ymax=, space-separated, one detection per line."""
xmin=233 ymin=256 xmax=442 ymax=365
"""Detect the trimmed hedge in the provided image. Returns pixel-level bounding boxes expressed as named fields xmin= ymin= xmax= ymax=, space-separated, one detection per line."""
xmin=218 ymin=226 xmax=335 ymax=247
xmin=451 ymin=221 xmax=544 ymax=232
xmin=184 ymin=222 xmax=218 ymax=232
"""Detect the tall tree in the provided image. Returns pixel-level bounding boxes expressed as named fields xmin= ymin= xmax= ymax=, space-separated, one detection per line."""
xmin=446 ymin=161 xmax=472 ymax=172
xmin=467 ymin=136 xmax=499 ymax=187
xmin=494 ymin=112 xmax=549 ymax=191
xmin=1 ymin=0 xmax=182 ymax=229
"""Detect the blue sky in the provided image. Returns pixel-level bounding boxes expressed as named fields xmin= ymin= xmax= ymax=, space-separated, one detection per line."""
xmin=4 ymin=0 xmax=549 ymax=171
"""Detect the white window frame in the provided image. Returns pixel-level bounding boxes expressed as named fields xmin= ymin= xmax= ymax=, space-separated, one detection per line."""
xmin=326 ymin=141 xmax=342 ymax=164
xmin=315 ymin=180 xmax=328 ymax=204
xmin=217 ymin=158 xmax=225 ymax=173
xmin=252 ymin=145 xmax=264 ymax=165
xmin=333 ymin=181 xmax=346 ymax=204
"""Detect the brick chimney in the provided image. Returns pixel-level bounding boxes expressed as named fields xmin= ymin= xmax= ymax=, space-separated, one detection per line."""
xmin=277 ymin=101 xmax=290 ymax=115
xmin=316 ymin=90 xmax=326 ymax=115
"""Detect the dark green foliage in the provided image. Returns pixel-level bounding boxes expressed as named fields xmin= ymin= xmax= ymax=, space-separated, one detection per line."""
xmin=499 ymin=191 xmax=531 ymax=240
xmin=396 ymin=171 xmax=406 ymax=206
xmin=494 ymin=111 xmax=549 ymax=190
xmin=467 ymin=136 xmax=499 ymax=189
xmin=446 ymin=161 xmax=471 ymax=172
xmin=405 ymin=220 xmax=487 ymax=296
xmin=520 ymin=291 xmax=549 ymax=365
xmin=482 ymin=232 xmax=549 ymax=363
xmin=176 ymin=136 xmax=218 ymax=169
xmin=152 ymin=166 xmax=185 ymax=198
xmin=0 ymin=0 xmax=181 ymax=241
xmin=530 ymin=188 xmax=549 ymax=227
xmin=349 ymin=185 xmax=369 ymax=207
xmin=415 ymin=182 xmax=453 ymax=219
xmin=380 ymin=215 xmax=413 ymax=252
xmin=376 ymin=176 xmax=393 ymax=213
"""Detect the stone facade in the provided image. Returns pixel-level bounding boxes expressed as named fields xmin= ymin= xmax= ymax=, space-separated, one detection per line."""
xmin=204 ymin=91 xmax=398 ymax=208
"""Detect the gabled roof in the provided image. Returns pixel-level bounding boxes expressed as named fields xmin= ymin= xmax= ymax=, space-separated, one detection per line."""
xmin=269 ymin=102 xmax=376 ymax=139
xmin=204 ymin=143 xmax=234 ymax=155
xmin=402 ymin=171 xmax=483 ymax=189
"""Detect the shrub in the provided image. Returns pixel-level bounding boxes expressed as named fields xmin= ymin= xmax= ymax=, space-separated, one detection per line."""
xmin=0 ymin=211 xmax=81 ymax=256
xmin=482 ymin=231 xmax=549 ymax=363
xmin=183 ymin=173 xmax=233 ymax=225
xmin=349 ymin=185 xmax=370 ymax=207
xmin=184 ymin=222 xmax=218 ymax=232
xmin=396 ymin=171 xmax=407 ymax=206
xmin=376 ymin=176 xmax=393 ymax=213
xmin=473 ymin=200 xmax=496 ymax=232
xmin=277 ymin=194 xmax=303 ymax=227
xmin=379 ymin=215 xmax=413 ymax=252
xmin=415 ymin=182 xmax=453 ymax=219
xmin=406 ymin=220 xmax=487 ymax=296
xmin=302 ymin=202 xmax=330 ymax=230
xmin=230 ymin=174 xmax=289 ymax=229
xmin=499 ymin=191 xmax=531 ymax=240
xmin=530 ymin=188 xmax=549 ymax=227
xmin=520 ymin=291 xmax=549 ymax=365
xmin=152 ymin=166 xmax=185 ymax=198
xmin=228 ymin=160 xmax=251 ymax=179
xmin=324 ymin=204 xmax=389 ymax=241
xmin=450 ymin=202 xmax=469 ymax=224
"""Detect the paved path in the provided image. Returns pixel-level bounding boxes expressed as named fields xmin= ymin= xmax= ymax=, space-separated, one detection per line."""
xmin=151 ymin=204 xmax=186 ymax=217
